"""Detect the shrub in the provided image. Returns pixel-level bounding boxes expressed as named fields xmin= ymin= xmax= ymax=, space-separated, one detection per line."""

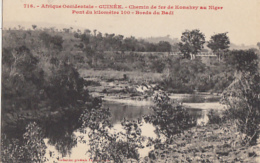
xmin=1 ymin=122 xmax=47 ymax=163
xmin=80 ymin=106 xmax=144 ymax=162
xmin=144 ymin=93 xmax=195 ymax=139
xmin=222 ymin=50 xmax=259 ymax=145
xmin=224 ymin=49 xmax=258 ymax=73
xmin=222 ymin=72 xmax=260 ymax=145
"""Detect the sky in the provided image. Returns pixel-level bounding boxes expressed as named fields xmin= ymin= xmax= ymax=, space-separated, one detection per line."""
xmin=3 ymin=0 xmax=260 ymax=46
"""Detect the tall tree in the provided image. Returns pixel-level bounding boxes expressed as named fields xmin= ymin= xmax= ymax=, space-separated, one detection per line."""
xmin=179 ymin=29 xmax=205 ymax=60
xmin=207 ymin=32 xmax=230 ymax=61
xmin=257 ymin=42 xmax=260 ymax=50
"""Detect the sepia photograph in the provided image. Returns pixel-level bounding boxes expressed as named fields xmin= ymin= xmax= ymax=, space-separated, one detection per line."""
xmin=1 ymin=0 xmax=260 ymax=162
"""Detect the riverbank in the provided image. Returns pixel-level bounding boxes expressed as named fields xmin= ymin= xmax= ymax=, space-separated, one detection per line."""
xmin=44 ymin=121 xmax=260 ymax=163
xmin=142 ymin=123 xmax=260 ymax=163
xmin=80 ymin=69 xmax=224 ymax=110
xmin=103 ymin=95 xmax=225 ymax=110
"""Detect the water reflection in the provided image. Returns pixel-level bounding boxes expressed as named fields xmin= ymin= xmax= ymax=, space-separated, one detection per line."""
xmin=104 ymin=101 xmax=204 ymax=124
xmin=47 ymin=133 xmax=77 ymax=157
xmin=104 ymin=101 xmax=151 ymax=124
xmin=42 ymin=110 xmax=83 ymax=157
xmin=45 ymin=100 xmax=208 ymax=161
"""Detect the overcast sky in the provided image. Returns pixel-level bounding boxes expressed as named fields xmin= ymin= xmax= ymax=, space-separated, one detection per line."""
xmin=3 ymin=0 xmax=260 ymax=46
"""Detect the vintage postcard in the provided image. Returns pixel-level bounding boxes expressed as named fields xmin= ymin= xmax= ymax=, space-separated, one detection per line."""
xmin=1 ymin=0 xmax=260 ymax=162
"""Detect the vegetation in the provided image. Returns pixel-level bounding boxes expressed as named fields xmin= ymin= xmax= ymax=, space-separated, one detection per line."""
xmin=79 ymin=106 xmax=145 ymax=162
xmin=222 ymin=50 xmax=260 ymax=145
xmin=207 ymin=109 xmax=222 ymax=124
xmin=224 ymin=49 xmax=258 ymax=73
xmin=77 ymin=92 xmax=260 ymax=162
xmin=178 ymin=29 xmax=206 ymax=60
xmin=2 ymin=27 xmax=242 ymax=94
xmin=1 ymin=122 xmax=47 ymax=163
xmin=207 ymin=32 xmax=230 ymax=61
xmin=1 ymin=25 xmax=260 ymax=162
xmin=144 ymin=93 xmax=195 ymax=139
xmin=161 ymin=57 xmax=235 ymax=93
xmin=1 ymin=27 xmax=102 ymax=159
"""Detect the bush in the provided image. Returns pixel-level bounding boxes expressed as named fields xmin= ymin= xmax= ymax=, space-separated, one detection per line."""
xmin=224 ymin=49 xmax=258 ymax=73
xmin=1 ymin=122 xmax=47 ymax=163
xmin=222 ymin=50 xmax=260 ymax=145
xmin=144 ymin=93 xmax=195 ymax=139
xmin=80 ymin=107 xmax=144 ymax=162
xmin=222 ymin=72 xmax=260 ymax=145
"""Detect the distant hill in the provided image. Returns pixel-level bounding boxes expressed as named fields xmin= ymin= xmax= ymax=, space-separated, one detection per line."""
xmin=229 ymin=43 xmax=258 ymax=50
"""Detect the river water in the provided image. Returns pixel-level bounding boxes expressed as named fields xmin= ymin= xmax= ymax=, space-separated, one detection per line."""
xmin=45 ymin=97 xmax=224 ymax=162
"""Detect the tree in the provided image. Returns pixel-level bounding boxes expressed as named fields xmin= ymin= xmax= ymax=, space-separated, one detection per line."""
xmin=157 ymin=41 xmax=172 ymax=53
xmin=222 ymin=50 xmax=259 ymax=145
xmin=80 ymin=107 xmax=144 ymax=162
xmin=1 ymin=122 xmax=47 ymax=162
xmin=178 ymin=29 xmax=205 ymax=60
xmin=39 ymin=32 xmax=63 ymax=51
xmin=32 ymin=25 xmax=37 ymax=30
xmin=144 ymin=93 xmax=195 ymax=139
xmin=257 ymin=42 xmax=260 ymax=50
xmin=162 ymin=58 xmax=207 ymax=93
xmin=84 ymin=29 xmax=91 ymax=35
xmin=222 ymin=72 xmax=260 ymax=145
xmin=224 ymin=50 xmax=258 ymax=74
xmin=207 ymin=32 xmax=230 ymax=61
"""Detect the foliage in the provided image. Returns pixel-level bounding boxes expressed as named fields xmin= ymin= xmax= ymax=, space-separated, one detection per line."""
xmin=2 ymin=29 xmax=99 ymax=161
xmin=39 ymin=32 xmax=63 ymax=51
xmin=162 ymin=58 xmax=207 ymax=93
xmin=222 ymin=72 xmax=260 ymax=145
xmin=144 ymin=93 xmax=195 ymax=139
xmin=1 ymin=122 xmax=47 ymax=163
xmin=2 ymin=28 xmax=237 ymax=94
xmin=257 ymin=42 xmax=260 ymax=50
xmin=161 ymin=56 xmax=236 ymax=93
xmin=179 ymin=29 xmax=206 ymax=59
xmin=157 ymin=41 xmax=172 ymax=52
xmin=151 ymin=59 xmax=166 ymax=73
xmin=2 ymin=46 xmax=44 ymax=115
xmin=32 ymin=25 xmax=37 ymax=30
xmin=222 ymin=50 xmax=260 ymax=145
xmin=45 ymin=63 xmax=87 ymax=108
xmin=103 ymin=119 xmax=144 ymax=162
xmin=224 ymin=49 xmax=258 ymax=73
xmin=79 ymin=106 xmax=144 ymax=162
xmin=207 ymin=32 xmax=230 ymax=61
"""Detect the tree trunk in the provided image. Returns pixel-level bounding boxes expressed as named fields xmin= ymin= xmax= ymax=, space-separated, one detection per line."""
xmin=217 ymin=50 xmax=221 ymax=62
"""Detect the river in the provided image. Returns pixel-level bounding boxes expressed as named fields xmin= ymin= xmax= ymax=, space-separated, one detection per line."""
xmin=44 ymin=96 xmax=225 ymax=162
